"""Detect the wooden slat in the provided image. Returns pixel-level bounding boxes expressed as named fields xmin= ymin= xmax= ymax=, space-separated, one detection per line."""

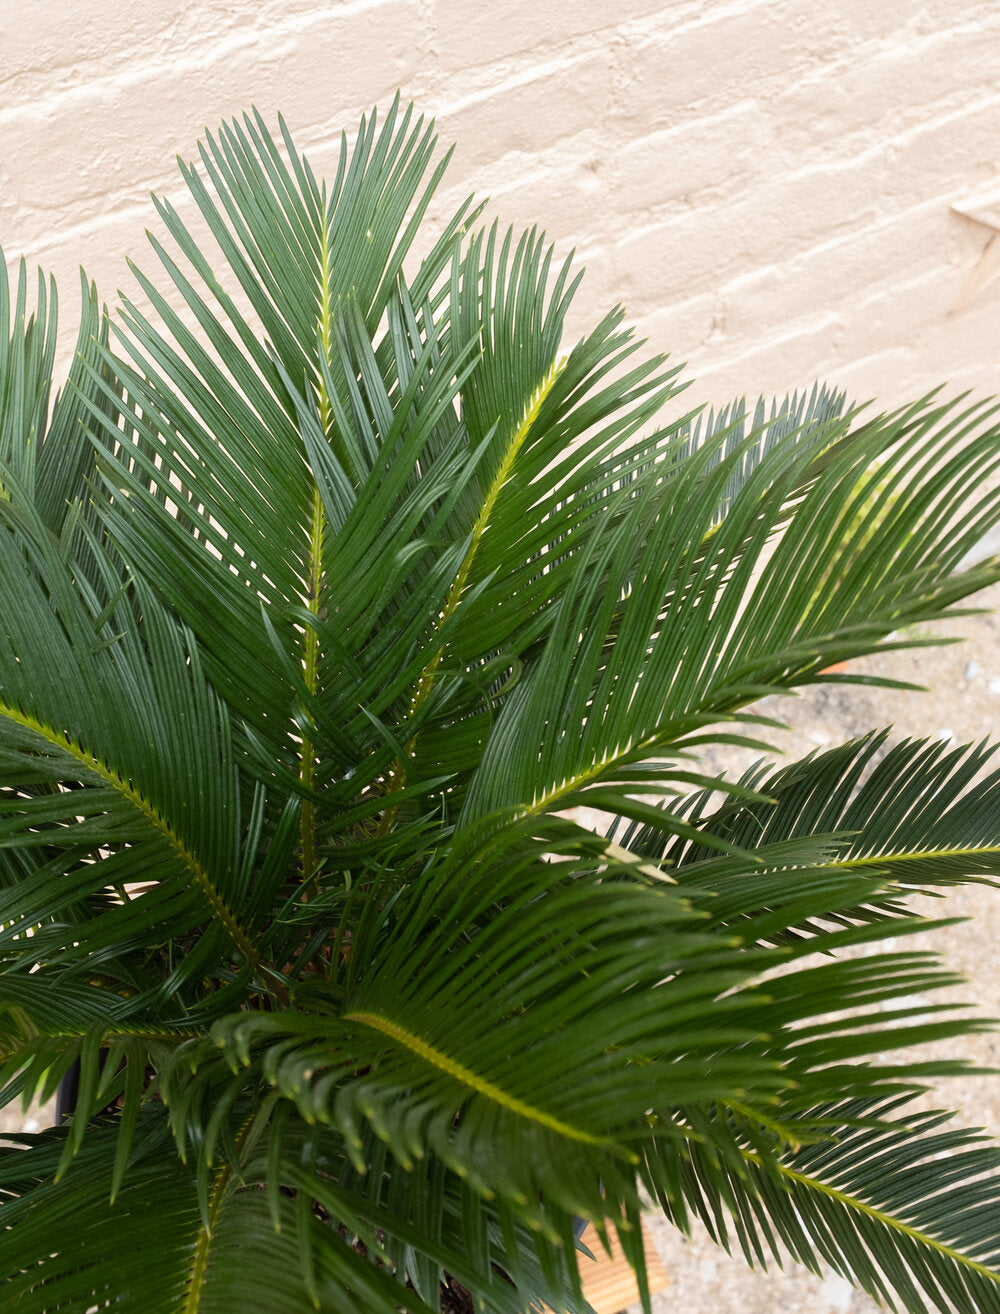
xmin=573 ymin=1218 xmax=670 ymax=1314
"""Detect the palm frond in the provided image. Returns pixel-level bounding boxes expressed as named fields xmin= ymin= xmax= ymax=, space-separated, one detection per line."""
xmin=615 ymin=734 xmax=1000 ymax=948
xmin=0 ymin=493 xmax=262 ymax=1000
xmin=645 ymin=1096 xmax=1000 ymax=1314
xmin=460 ymin=393 xmax=1000 ymax=830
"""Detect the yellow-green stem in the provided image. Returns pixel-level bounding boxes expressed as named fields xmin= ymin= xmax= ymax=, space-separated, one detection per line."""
xmin=345 ymin=1009 xmax=616 ymax=1149
xmin=180 ymin=1113 xmax=255 ymax=1313
xmin=299 ymin=212 xmax=335 ymax=879
xmin=748 ymin=1149 xmax=1000 ymax=1289
xmin=408 ymin=357 xmax=564 ymax=725
xmin=299 ymin=488 xmax=324 ymax=880
xmin=0 ymin=702 xmax=257 ymax=966
xmin=372 ymin=359 xmax=564 ymax=837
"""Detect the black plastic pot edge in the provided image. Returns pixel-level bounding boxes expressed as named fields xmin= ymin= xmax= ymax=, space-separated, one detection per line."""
xmin=55 ymin=1060 xmax=80 ymax=1125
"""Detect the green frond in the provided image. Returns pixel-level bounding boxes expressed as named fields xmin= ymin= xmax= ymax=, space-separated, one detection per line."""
xmin=645 ymin=1097 xmax=1000 ymax=1314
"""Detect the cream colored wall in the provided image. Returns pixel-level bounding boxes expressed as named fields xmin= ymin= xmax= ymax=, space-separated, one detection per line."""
xmin=3 ymin=0 xmax=1000 ymax=413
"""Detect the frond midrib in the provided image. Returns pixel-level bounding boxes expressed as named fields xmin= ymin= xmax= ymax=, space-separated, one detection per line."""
xmin=409 ymin=355 xmax=564 ymax=721
xmin=751 ymin=1148 xmax=1000 ymax=1287
xmin=837 ymin=845 xmax=1000 ymax=868
xmin=345 ymin=1008 xmax=614 ymax=1148
xmin=180 ymin=1152 xmax=235 ymax=1312
xmin=298 ymin=203 xmax=334 ymax=880
xmin=0 ymin=699 xmax=258 ymax=966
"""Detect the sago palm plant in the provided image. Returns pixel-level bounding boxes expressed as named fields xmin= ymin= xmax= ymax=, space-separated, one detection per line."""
xmin=4 ymin=99 xmax=1000 ymax=1313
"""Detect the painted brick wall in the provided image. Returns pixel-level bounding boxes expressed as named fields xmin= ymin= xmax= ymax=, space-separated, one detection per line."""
xmin=3 ymin=0 xmax=1000 ymax=414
